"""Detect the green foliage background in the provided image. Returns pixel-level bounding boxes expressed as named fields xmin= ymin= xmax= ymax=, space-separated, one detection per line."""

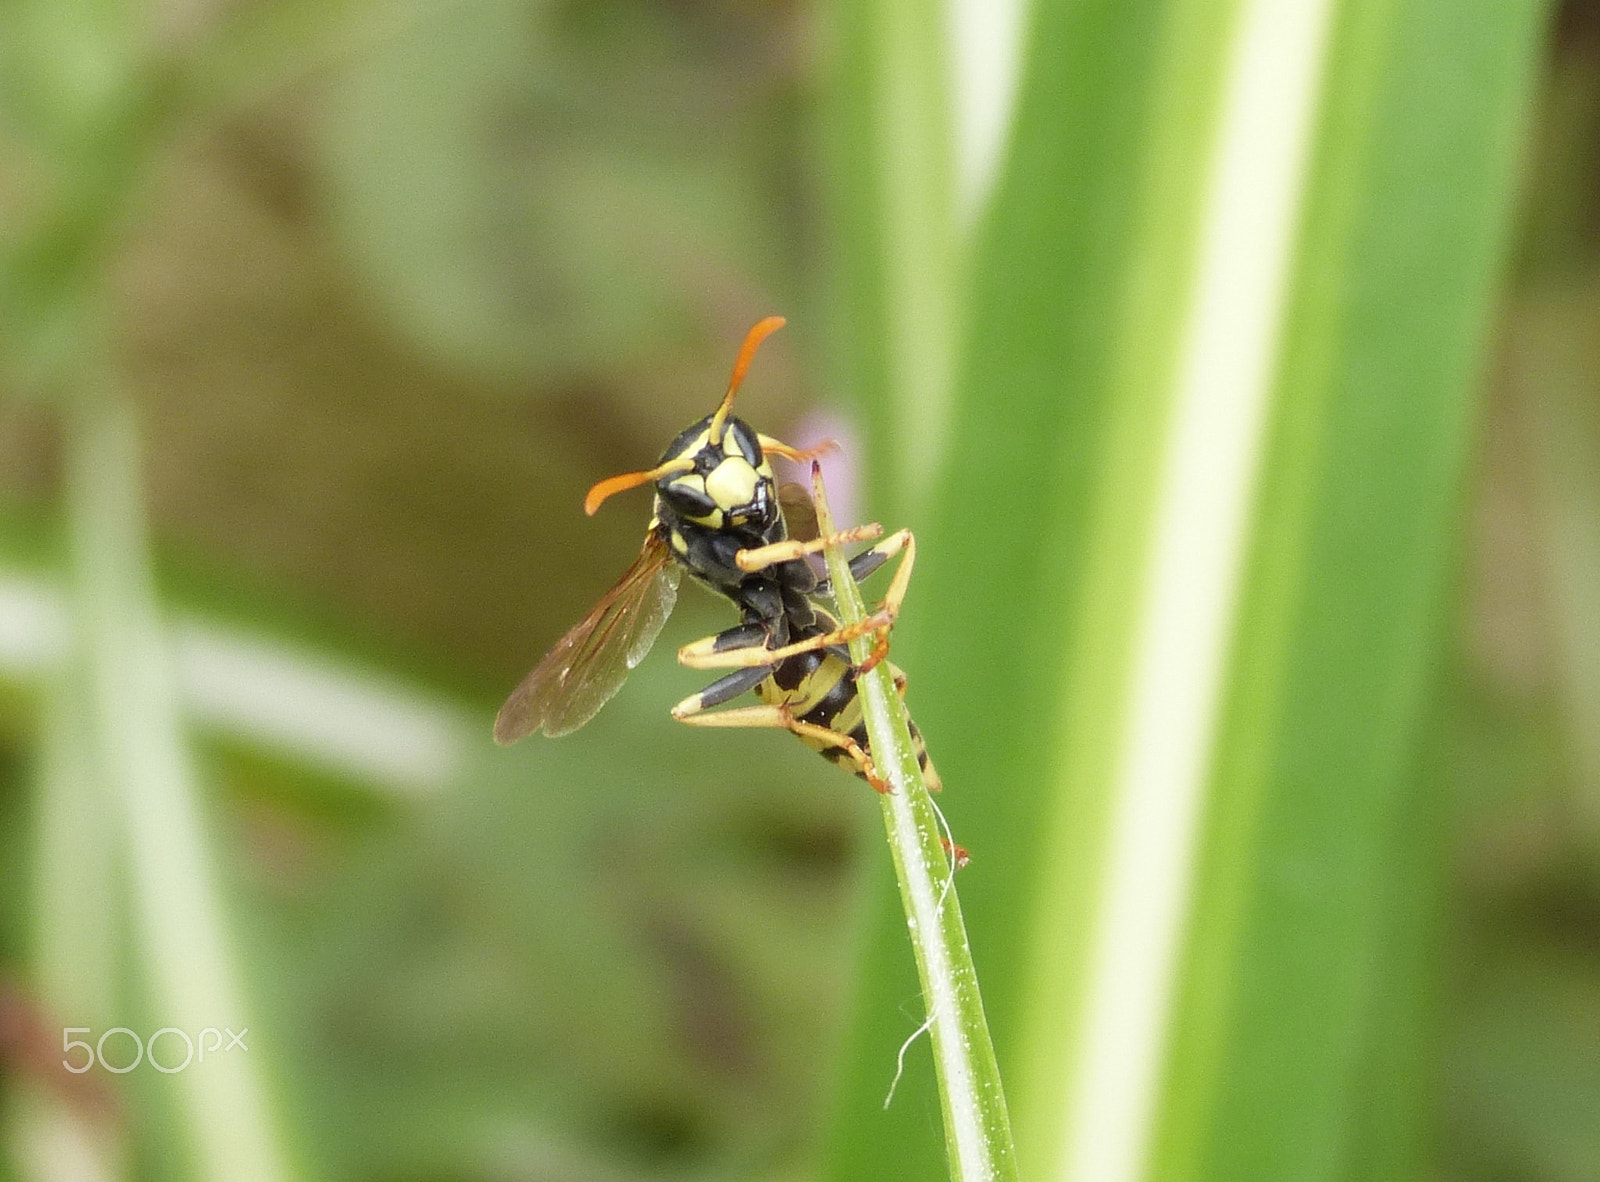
xmin=0 ymin=1 xmax=1596 ymax=1180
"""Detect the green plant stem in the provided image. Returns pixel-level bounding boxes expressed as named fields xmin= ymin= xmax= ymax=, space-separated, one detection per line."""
xmin=811 ymin=466 xmax=1017 ymax=1182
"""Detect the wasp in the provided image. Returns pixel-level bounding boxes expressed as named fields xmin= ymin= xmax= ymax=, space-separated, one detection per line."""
xmin=494 ymin=317 xmax=937 ymax=793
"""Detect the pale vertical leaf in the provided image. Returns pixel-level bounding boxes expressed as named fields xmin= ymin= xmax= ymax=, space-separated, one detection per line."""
xmin=64 ymin=390 xmax=294 ymax=1182
xmin=1152 ymin=0 xmax=1543 ymax=1178
xmin=820 ymin=0 xmax=1545 ymax=1179
xmin=821 ymin=0 xmax=959 ymax=514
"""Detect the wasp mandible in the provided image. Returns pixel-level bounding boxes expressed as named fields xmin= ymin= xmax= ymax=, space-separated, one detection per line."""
xmin=494 ymin=318 xmax=937 ymax=793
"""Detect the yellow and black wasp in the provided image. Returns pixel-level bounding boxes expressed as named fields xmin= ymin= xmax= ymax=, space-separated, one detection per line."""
xmin=494 ymin=317 xmax=938 ymax=793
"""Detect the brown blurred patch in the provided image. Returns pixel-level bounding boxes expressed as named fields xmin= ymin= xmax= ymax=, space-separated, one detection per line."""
xmin=110 ymin=111 xmax=659 ymax=681
xmin=0 ymin=977 xmax=120 ymax=1124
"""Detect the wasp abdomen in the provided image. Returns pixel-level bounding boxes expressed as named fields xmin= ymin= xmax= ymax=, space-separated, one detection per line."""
xmin=756 ymin=641 xmax=939 ymax=791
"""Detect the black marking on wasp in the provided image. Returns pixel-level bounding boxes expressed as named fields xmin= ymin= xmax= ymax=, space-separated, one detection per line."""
xmin=494 ymin=317 xmax=938 ymax=794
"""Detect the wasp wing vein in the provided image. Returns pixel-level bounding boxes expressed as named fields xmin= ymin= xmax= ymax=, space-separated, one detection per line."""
xmin=494 ymin=532 xmax=678 ymax=743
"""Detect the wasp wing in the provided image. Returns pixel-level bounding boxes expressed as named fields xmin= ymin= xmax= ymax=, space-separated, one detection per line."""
xmin=777 ymin=481 xmax=820 ymax=543
xmin=494 ymin=532 xmax=680 ymax=743
xmin=777 ymin=480 xmax=835 ymax=592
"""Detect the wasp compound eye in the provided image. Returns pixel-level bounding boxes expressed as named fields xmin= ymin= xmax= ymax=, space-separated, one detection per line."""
xmin=725 ymin=419 xmax=762 ymax=466
xmin=660 ymin=473 xmax=717 ymax=518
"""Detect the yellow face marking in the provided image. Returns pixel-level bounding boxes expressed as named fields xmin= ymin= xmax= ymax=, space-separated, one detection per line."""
xmin=704 ymin=457 xmax=758 ymax=511
xmin=668 ymin=473 xmax=707 ymax=498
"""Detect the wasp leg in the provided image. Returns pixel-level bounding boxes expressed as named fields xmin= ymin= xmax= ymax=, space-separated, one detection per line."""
xmin=670 ymin=664 xmax=774 ymax=719
xmin=701 ymin=621 xmax=772 ymax=655
xmin=679 ymin=610 xmax=892 ymax=669
xmin=854 ymin=528 xmax=915 ymax=611
xmin=757 ymin=435 xmax=837 ymax=464
xmin=792 ymin=529 xmax=918 ymax=674
xmin=855 ymin=634 xmax=890 ymax=677
xmin=685 ymin=530 xmax=916 ymax=672
xmin=847 ymin=535 xmax=896 ymax=582
xmin=734 ymin=523 xmax=882 ymax=573
xmin=840 ymin=529 xmax=915 ymax=676
xmin=671 ymin=703 xmax=889 ymax=793
xmin=812 ymin=525 xmax=913 ymax=592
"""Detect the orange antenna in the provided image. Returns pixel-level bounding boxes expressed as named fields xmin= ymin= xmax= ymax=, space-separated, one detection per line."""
xmin=708 ymin=315 xmax=786 ymax=445
xmin=584 ymin=456 xmax=694 ymax=516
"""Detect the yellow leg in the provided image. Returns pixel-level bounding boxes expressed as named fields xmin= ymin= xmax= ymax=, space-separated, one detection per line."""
xmin=669 ymin=663 xmax=772 ymax=719
xmin=672 ymin=703 xmax=888 ymax=792
xmin=858 ymin=528 xmax=915 ymax=617
xmin=844 ymin=528 xmax=916 ymax=675
xmin=735 ymin=523 xmax=882 ymax=573
xmin=687 ymin=529 xmax=916 ymax=674
xmin=679 ymin=609 xmax=892 ymax=669
xmin=758 ymin=435 xmax=837 ymax=464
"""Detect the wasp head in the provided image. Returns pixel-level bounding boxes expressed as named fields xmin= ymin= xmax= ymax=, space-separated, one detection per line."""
xmin=583 ymin=316 xmax=788 ymax=529
xmin=650 ymin=414 xmax=778 ymax=532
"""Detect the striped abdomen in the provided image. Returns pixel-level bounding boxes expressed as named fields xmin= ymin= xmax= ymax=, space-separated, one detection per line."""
xmin=755 ymin=643 xmax=941 ymax=791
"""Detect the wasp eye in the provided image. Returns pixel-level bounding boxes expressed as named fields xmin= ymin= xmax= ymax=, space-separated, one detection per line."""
xmin=726 ymin=420 xmax=762 ymax=466
xmin=661 ymin=474 xmax=717 ymax=516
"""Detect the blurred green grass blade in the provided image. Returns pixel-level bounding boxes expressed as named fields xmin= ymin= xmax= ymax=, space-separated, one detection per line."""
xmin=31 ymin=673 xmax=118 ymax=1036
xmin=64 ymin=391 xmax=295 ymax=1182
xmin=820 ymin=0 xmax=959 ymax=516
xmin=822 ymin=0 xmax=1543 ymax=1179
xmin=823 ymin=0 xmax=1238 ymax=1174
xmin=1151 ymin=3 xmax=1543 ymax=1180
xmin=11 ymin=673 xmax=124 ymax=1181
xmin=1337 ymin=704 xmax=1448 ymax=1182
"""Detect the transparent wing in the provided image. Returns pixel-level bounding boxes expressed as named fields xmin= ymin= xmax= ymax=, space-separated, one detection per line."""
xmin=777 ymin=480 xmax=832 ymax=589
xmin=777 ymin=482 xmax=820 ymax=543
xmin=626 ymin=561 xmax=680 ymax=668
xmin=494 ymin=532 xmax=679 ymax=743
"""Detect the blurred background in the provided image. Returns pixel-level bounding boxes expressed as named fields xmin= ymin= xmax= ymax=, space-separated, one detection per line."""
xmin=0 ymin=0 xmax=1594 ymax=1180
